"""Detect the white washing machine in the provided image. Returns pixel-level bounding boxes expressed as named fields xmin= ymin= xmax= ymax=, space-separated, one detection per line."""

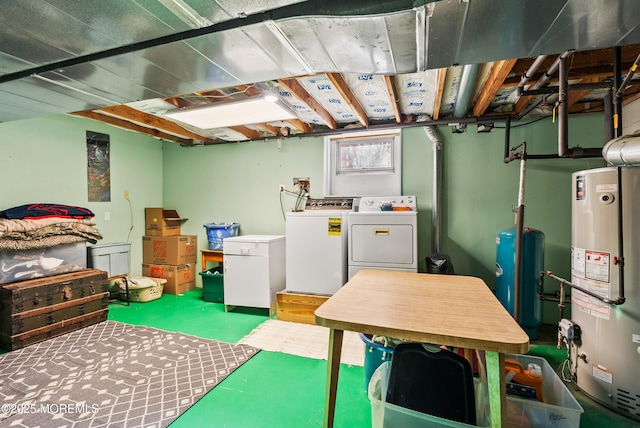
xmin=348 ymin=196 xmax=418 ymax=279
xmin=285 ymin=198 xmax=354 ymax=295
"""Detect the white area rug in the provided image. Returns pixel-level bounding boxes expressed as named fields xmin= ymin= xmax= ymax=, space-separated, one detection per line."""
xmin=238 ymin=319 xmax=365 ymax=366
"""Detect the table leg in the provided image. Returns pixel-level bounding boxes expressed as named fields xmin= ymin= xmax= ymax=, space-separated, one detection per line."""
xmin=323 ymin=328 xmax=344 ymax=428
xmin=486 ymin=351 xmax=507 ymax=427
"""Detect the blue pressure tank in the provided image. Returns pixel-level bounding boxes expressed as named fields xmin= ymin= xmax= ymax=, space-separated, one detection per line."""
xmin=495 ymin=227 xmax=544 ymax=340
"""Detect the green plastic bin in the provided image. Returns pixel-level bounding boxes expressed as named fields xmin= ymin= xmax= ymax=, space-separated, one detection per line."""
xmin=200 ymin=267 xmax=224 ymax=303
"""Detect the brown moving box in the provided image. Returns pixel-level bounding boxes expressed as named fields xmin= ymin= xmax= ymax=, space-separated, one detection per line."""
xmin=145 ymin=208 xmax=186 ymax=236
xmin=142 ymin=263 xmax=196 ymax=295
xmin=142 ymin=235 xmax=197 ymax=265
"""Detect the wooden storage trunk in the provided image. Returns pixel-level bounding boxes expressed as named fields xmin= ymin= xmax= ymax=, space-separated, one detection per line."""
xmin=0 ymin=269 xmax=109 ymax=350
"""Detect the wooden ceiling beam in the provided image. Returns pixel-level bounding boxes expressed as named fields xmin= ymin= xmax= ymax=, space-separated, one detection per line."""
xmin=285 ymin=118 xmax=313 ymax=133
xmin=383 ymin=75 xmax=401 ymax=123
xmin=97 ymin=105 xmax=214 ymax=142
xmin=227 ymin=126 xmax=262 ymax=140
xmin=327 ymin=73 xmax=369 ymax=127
xmin=567 ymin=76 xmax=604 ymax=108
xmin=432 ymin=68 xmax=447 ymax=120
xmin=473 ymin=59 xmax=518 ymax=117
xmin=71 ymin=110 xmax=196 ymax=145
xmin=254 ymin=122 xmax=281 ymax=136
xmin=278 ymin=78 xmax=337 ymax=130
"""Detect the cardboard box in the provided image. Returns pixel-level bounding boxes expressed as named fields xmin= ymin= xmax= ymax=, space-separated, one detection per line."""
xmin=145 ymin=208 xmax=186 ymax=236
xmin=142 ymin=263 xmax=196 ymax=295
xmin=142 ymin=235 xmax=197 ymax=265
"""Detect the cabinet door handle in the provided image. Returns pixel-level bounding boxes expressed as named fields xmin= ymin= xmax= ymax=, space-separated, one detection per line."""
xmin=374 ymin=229 xmax=389 ymax=236
xmin=240 ymin=248 xmax=250 ymax=255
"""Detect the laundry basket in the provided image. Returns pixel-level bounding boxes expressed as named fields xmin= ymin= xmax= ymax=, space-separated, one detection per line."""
xmin=203 ymin=223 xmax=240 ymax=250
xmin=117 ymin=276 xmax=166 ymax=302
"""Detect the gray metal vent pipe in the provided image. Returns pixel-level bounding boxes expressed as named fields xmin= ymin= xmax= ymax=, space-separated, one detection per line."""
xmin=424 ymin=125 xmax=443 ymax=253
xmin=602 ymin=133 xmax=640 ymax=165
xmin=453 ymin=64 xmax=481 ymax=118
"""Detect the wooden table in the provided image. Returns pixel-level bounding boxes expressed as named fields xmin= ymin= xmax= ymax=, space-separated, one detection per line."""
xmin=314 ymin=269 xmax=530 ymax=428
xmin=201 ymin=249 xmax=223 ymax=272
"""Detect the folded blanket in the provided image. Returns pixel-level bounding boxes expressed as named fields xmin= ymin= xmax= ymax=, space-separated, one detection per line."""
xmin=0 ymin=222 xmax=102 ymax=244
xmin=0 ymin=217 xmax=96 ymax=236
xmin=0 ymin=203 xmax=94 ymax=220
xmin=0 ymin=235 xmax=86 ymax=251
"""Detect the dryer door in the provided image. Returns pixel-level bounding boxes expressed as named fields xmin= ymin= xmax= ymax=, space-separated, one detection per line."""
xmin=349 ymin=213 xmax=417 ymax=269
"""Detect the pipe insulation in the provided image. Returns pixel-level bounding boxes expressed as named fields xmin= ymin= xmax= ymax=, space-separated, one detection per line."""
xmin=423 ymin=125 xmax=444 ymax=253
xmin=517 ymin=55 xmax=548 ymax=96
xmin=453 ymin=64 xmax=481 ymax=118
xmin=558 ymin=54 xmax=569 ymax=157
xmin=532 ymin=51 xmax=573 ymax=90
xmin=513 ymin=143 xmax=527 ymax=323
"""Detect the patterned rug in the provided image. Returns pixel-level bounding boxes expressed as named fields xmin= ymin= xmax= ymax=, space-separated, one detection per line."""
xmin=0 ymin=321 xmax=259 ymax=427
xmin=238 ymin=319 xmax=364 ymax=367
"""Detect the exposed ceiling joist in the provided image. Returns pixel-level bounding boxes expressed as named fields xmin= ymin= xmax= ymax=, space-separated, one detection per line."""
xmin=384 ymin=76 xmax=401 ymax=123
xmin=326 ymin=73 xmax=369 ymax=128
xmin=473 ymin=59 xmax=518 ymax=117
xmin=278 ymin=78 xmax=337 ymax=130
xmin=71 ymin=110 xmax=195 ymax=145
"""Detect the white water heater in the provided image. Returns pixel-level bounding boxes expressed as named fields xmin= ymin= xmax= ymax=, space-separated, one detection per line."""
xmin=571 ymin=166 xmax=640 ymax=421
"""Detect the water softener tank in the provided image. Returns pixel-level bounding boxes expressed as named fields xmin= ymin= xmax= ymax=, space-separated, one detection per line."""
xmin=495 ymin=227 xmax=544 ymax=339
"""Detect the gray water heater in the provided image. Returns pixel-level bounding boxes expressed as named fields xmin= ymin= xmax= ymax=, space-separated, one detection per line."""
xmin=571 ymin=166 xmax=640 ymax=421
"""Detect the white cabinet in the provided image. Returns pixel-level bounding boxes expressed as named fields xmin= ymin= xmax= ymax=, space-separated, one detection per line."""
xmin=223 ymin=235 xmax=285 ymax=315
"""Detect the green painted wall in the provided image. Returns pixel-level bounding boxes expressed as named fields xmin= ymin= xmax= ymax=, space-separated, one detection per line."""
xmin=0 ymin=114 xmax=164 ymax=274
xmin=0 ymin=112 xmax=609 ymax=325
xmin=163 ymin=114 xmax=607 ymax=323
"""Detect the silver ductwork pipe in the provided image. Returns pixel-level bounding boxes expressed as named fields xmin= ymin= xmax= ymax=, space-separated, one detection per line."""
xmin=424 ymin=125 xmax=443 ymax=253
xmin=602 ymin=132 xmax=640 ymax=166
xmin=453 ymin=64 xmax=481 ymax=118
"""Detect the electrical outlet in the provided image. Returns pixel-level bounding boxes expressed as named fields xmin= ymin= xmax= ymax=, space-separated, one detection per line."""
xmin=124 ymin=190 xmax=130 ymax=200
xmin=293 ymin=177 xmax=310 ymax=195
xmin=104 ymin=212 xmax=110 ymax=221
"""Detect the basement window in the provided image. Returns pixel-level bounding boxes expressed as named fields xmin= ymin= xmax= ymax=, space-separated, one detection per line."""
xmin=337 ymin=138 xmax=394 ymax=172
xmin=324 ymin=130 xmax=401 ymax=197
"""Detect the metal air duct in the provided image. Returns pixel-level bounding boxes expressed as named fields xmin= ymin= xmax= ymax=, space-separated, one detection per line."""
xmin=602 ymin=132 xmax=640 ymax=166
xmin=453 ymin=64 xmax=481 ymax=118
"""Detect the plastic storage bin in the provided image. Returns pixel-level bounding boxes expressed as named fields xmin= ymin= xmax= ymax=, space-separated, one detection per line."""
xmin=88 ymin=242 xmax=131 ymax=278
xmin=203 ymin=223 xmax=240 ymax=250
xmin=369 ymin=354 xmax=584 ymax=428
xmin=369 ymin=361 xmax=490 ymax=428
xmin=504 ymin=354 xmax=583 ymax=428
xmin=200 ymin=267 xmax=224 ymax=303
xmin=0 ymin=241 xmax=87 ymax=284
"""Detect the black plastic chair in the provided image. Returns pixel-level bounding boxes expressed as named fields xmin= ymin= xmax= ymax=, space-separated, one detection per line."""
xmin=385 ymin=342 xmax=476 ymax=425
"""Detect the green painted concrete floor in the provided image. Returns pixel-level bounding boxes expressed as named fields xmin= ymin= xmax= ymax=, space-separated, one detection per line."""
xmin=2 ymin=288 xmax=635 ymax=427
xmin=106 ymin=290 xmax=639 ymax=427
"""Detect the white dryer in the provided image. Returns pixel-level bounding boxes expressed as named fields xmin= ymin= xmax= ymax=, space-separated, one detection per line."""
xmin=348 ymin=196 xmax=418 ymax=279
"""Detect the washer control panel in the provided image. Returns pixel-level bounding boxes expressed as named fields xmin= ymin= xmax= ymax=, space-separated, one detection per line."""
xmin=358 ymin=196 xmax=416 ymax=212
xmin=305 ymin=198 xmax=354 ymax=210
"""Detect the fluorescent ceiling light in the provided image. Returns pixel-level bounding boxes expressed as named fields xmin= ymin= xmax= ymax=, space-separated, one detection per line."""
xmin=164 ymin=96 xmax=298 ymax=129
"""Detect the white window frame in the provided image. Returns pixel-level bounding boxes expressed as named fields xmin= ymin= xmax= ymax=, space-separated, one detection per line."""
xmin=323 ymin=129 xmax=402 ymax=197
